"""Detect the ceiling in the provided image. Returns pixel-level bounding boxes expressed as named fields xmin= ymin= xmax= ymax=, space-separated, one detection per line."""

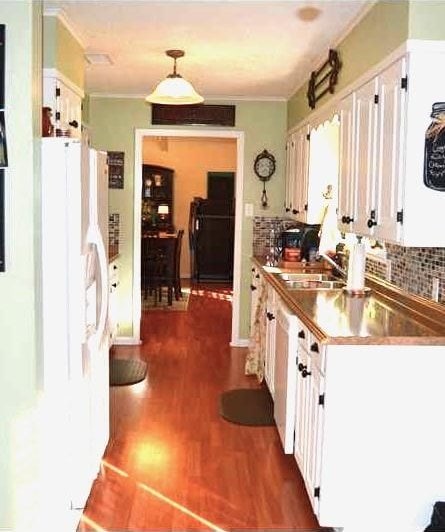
xmin=44 ymin=0 xmax=371 ymax=100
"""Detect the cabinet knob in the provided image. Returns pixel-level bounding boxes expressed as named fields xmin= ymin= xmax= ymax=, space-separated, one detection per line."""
xmin=285 ymin=208 xmax=290 ymax=213
xmin=367 ymin=218 xmax=377 ymax=228
xmin=251 ymin=267 xmax=255 ymax=272
xmin=250 ymin=284 xmax=257 ymax=291
xmin=310 ymin=342 xmax=319 ymax=353
xmin=68 ymin=120 xmax=79 ymax=128
xmin=255 ymin=274 xmax=260 ymax=279
xmin=292 ymin=209 xmax=299 ymax=215
xmin=342 ymin=215 xmax=354 ymax=224
xmin=298 ymin=362 xmax=307 ymax=372
xmin=111 ymin=282 xmax=117 ymax=288
xmin=113 ymin=264 xmax=118 ymax=270
xmin=266 ymin=312 xmax=275 ymax=321
xmin=298 ymin=329 xmax=305 ymax=339
xmin=302 ymin=369 xmax=312 ymax=378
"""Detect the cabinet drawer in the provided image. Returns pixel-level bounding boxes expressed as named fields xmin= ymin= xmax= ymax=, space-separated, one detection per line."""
xmin=308 ymin=332 xmax=326 ymax=374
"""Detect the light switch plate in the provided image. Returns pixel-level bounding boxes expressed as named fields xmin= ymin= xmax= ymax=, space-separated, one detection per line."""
xmin=244 ymin=203 xmax=253 ymax=217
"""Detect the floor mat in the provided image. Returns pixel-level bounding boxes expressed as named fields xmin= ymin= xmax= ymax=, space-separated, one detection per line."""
xmin=219 ymin=387 xmax=274 ymax=426
xmin=110 ymin=358 xmax=147 ymax=386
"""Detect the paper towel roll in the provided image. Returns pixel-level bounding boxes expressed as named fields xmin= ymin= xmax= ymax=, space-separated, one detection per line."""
xmin=346 ymin=242 xmax=366 ymax=290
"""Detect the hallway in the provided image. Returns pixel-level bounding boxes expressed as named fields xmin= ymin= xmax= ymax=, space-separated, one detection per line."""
xmin=79 ymin=284 xmax=322 ymax=531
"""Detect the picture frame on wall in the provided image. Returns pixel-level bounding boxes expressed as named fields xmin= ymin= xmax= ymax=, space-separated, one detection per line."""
xmin=107 ymin=151 xmax=125 ymax=189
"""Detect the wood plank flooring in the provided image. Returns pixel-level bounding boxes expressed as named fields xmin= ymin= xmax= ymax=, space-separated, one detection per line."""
xmin=78 ymin=284 xmax=324 ymax=531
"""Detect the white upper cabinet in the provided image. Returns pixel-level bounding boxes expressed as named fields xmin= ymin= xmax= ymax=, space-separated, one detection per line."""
xmin=338 ymin=43 xmax=445 ymax=246
xmin=43 ymin=71 xmax=83 ymax=140
xmin=292 ymin=126 xmax=310 ymax=222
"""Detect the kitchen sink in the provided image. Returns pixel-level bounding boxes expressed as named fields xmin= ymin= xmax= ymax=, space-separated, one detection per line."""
xmin=284 ymin=279 xmax=345 ymax=290
xmin=279 ymin=272 xmax=328 ymax=281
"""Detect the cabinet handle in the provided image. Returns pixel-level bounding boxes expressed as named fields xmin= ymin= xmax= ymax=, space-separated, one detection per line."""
xmin=111 ymin=282 xmax=117 ymax=288
xmin=302 ymin=369 xmax=312 ymax=378
xmin=251 ymin=267 xmax=255 ymax=272
xmin=250 ymin=284 xmax=257 ymax=291
xmin=113 ymin=264 xmax=118 ymax=270
xmin=266 ymin=312 xmax=275 ymax=321
xmin=298 ymin=329 xmax=305 ymax=339
xmin=341 ymin=215 xmax=354 ymax=224
xmin=292 ymin=209 xmax=299 ymax=215
xmin=68 ymin=120 xmax=79 ymax=128
xmin=310 ymin=342 xmax=319 ymax=353
xmin=255 ymin=274 xmax=260 ymax=279
xmin=285 ymin=208 xmax=290 ymax=213
xmin=367 ymin=218 xmax=377 ymax=228
xmin=298 ymin=362 xmax=307 ymax=372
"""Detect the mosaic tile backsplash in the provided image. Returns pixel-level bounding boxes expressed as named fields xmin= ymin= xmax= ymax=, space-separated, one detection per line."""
xmin=253 ymin=216 xmax=445 ymax=305
xmin=109 ymin=212 xmax=120 ymax=246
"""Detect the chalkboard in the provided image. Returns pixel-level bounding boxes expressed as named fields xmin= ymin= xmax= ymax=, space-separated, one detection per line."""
xmin=107 ymin=151 xmax=124 ymax=189
xmin=424 ymin=102 xmax=445 ymax=191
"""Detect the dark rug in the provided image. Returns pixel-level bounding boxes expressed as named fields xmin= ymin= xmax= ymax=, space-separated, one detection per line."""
xmin=219 ymin=387 xmax=274 ymax=426
xmin=109 ymin=358 xmax=147 ymax=386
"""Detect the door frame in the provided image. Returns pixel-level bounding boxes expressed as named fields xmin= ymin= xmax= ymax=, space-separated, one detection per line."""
xmin=133 ymin=128 xmax=245 ymax=345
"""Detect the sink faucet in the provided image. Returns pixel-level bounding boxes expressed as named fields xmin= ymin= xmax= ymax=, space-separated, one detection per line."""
xmin=319 ymin=252 xmax=347 ymax=279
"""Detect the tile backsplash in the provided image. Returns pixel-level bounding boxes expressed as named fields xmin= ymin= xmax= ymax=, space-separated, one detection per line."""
xmin=252 ymin=216 xmax=444 ymax=305
xmin=108 ymin=212 xmax=120 ymax=246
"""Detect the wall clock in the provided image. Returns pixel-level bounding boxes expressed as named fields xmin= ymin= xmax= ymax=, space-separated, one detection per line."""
xmin=254 ymin=149 xmax=276 ymax=181
xmin=254 ymin=149 xmax=276 ymax=208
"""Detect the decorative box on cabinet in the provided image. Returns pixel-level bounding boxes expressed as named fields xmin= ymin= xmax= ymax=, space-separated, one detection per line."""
xmin=338 ymin=42 xmax=445 ymax=246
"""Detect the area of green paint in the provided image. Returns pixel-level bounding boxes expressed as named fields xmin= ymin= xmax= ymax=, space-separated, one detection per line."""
xmin=43 ymin=15 xmax=84 ymax=89
xmin=287 ymin=1 xmax=410 ymax=129
xmin=89 ymin=98 xmax=287 ymax=339
xmin=408 ymin=0 xmax=445 ymax=39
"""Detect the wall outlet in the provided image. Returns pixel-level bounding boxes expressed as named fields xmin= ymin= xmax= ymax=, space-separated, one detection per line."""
xmin=432 ymin=277 xmax=440 ymax=302
xmin=244 ymin=202 xmax=253 ymax=218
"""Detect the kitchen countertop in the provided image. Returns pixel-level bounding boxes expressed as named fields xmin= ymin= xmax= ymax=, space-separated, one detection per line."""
xmin=253 ymin=256 xmax=445 ymax=345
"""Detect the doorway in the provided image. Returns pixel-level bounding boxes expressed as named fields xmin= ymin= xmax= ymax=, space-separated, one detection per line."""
xmin=133 ymin=128 xmax=245 ymax=344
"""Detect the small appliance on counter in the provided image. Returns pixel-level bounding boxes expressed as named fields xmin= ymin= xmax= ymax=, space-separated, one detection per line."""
xmin=279 ymin=223 xmax=320 ymax=262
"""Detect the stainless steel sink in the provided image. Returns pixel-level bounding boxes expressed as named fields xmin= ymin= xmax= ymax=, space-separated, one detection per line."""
xmin=284 ymin=279 xmax=345 ymax=290
xmin=279 ymin=272 xmax=329 ymax=282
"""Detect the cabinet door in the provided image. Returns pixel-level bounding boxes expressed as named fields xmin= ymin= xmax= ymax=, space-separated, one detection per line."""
xmin=264 ymin=286 xmax=277 ymax=398
xmin=352 ymin=77 xmax=379 ymax=236
xmin=338 ymin=92 xmax=356 ymax=233
xmin=294 ymin=346 xmax=309 ymax=472
xmin=374 ymin=58 xmax=406 ymax=243
xmin=293 ymin=127 xmax=310 ymax=222
xmin=304 ymin=363 xmax=325 ymax=516
xmin=284 ymin=136 xmax=295 ymax=215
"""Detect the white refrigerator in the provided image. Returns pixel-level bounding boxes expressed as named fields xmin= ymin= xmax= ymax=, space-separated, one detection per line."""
xmin=39 ymin=138 xmax=110 ymax=530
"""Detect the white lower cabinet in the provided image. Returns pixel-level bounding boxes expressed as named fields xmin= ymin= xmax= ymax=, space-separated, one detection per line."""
xmin=273 ymin=298 xmax=298 ymax=454
xmin=264 ymin=284 xmax=277 ymax=398
xmin=108 ymin=260 xmax=120 ymax=344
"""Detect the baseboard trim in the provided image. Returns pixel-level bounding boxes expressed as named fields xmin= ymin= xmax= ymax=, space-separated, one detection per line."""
xmin=112 ymin=336 xmax=142 ymax=346
xmin=230 ymin=338 xmax=250 ymax=348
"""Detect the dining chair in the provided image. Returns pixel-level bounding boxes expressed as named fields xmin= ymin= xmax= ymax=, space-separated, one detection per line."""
xmin=174 ymin=229 xmax=184 ymax=300
xmin=141 ymin=236 xmax=175 ymax=305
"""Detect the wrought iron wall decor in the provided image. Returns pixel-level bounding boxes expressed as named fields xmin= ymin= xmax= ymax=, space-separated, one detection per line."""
xmin=307 ymin=49 xmax=341 ymax=109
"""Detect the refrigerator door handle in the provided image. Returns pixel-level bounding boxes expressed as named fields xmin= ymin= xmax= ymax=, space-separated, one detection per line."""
xmin=87 ymin=224 xmax=109 ymax=348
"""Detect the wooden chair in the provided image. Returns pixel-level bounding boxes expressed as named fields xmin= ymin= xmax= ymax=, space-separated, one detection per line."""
xmin=141 ymin=236 xmax=175 ymax=305
xmin=174 ymin=230 xmax=184 ymax=300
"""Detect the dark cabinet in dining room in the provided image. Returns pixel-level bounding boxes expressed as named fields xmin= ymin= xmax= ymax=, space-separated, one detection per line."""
xmin=141 ymin=164 xmax=174 ymax=231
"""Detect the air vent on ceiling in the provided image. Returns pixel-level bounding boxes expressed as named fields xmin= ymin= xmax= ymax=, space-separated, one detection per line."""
xmin=85 ymin=53 xmax=113 ymax=65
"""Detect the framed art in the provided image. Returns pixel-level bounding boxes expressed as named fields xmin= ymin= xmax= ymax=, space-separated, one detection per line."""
xmin=107 ymin=151 xmax=125 ymax=189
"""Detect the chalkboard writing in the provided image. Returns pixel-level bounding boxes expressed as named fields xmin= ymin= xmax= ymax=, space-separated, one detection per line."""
xmin=424 ymin=102 xmax=445 ymax=191
xmin=107 ymin=151 xmax=124 ymax=189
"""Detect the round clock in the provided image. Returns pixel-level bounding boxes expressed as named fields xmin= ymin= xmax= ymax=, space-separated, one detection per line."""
xmin=254 ymin=149 xmax=276 ymax=181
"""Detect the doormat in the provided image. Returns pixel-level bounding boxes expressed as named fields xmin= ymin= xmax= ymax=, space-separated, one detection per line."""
xmin=109 ymin=358 xmax=147 ymax=387
xmin=219 ymin=388 xmax=274 ymax=426
xmin=142 ymin=288 xmax=190 ymax=311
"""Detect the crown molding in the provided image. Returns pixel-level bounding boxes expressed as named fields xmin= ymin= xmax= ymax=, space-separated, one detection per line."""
xmin=88 ymin=92 xmax=286 ymax=102
xmin=43 ymin=7 xmax=86 ymax=49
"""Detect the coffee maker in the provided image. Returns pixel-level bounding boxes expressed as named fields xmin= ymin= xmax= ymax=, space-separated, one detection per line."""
xmin=279 ymin=224 xmax=320 ymax=262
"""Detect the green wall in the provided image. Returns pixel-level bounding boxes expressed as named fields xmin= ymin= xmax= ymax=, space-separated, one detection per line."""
xmin=89 ymin=98 xmax=287 ymax=339
xmin=287 ymin=0 xmax=445 ymax=130
xmin=288 ymin=1 xmax=410 ymax=129
xmin=0 ymin=1 xmax=42 ymax=527
xmin=43 ymin=15 xmax=84 ymax=89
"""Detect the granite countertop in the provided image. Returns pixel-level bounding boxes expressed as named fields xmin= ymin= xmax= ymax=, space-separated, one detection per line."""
xmin=253 ymin=256 xmax=445 ymax=345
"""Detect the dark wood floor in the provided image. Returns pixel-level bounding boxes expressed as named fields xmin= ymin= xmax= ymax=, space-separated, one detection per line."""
xmin=78 ymin=283 xmax=323 ymax=531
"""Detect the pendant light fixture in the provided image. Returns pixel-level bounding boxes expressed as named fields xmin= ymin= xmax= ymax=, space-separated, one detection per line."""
xmin=146 ymin=49 xmax=204 ymax=105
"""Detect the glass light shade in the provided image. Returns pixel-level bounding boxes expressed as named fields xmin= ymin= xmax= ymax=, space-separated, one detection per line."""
xmin=146 ymin=76 xmax=204 ymax=105
xmin=157 ymin=205 xmax=169 ymax=215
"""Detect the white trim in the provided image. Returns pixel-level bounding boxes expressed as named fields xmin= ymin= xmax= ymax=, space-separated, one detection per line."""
xmin=89 ymin=92 xmax=286 ymax=102
xmin=43 ymin=68 xmax=85 ymax=99
xmin=230 ymin=338 xmax=250 ymax=348
xmin=112 ymin=337 xmax=142 ymax=346
xmin=133 ymin=128 xmax=245 ymax=346
xmin=43 ymin=7 xmax=86 ymax=49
